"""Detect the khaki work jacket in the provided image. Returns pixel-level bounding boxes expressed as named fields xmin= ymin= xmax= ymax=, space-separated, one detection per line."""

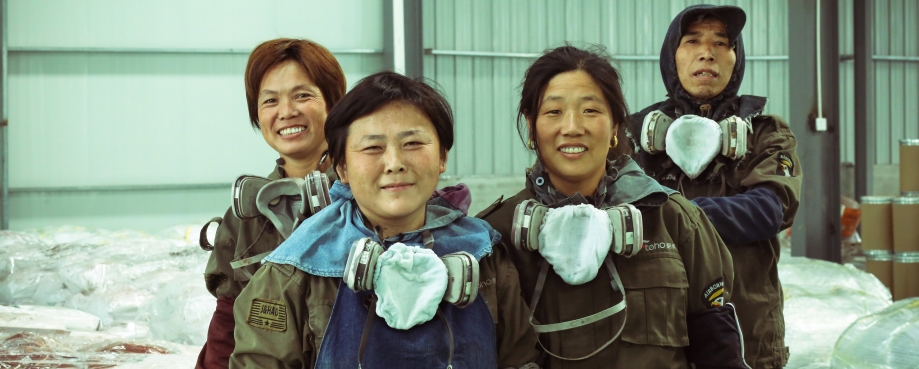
xmin=204 ymin=166 xmax=338 ymax=299
xmin=229 ymin=245 xmax=542 ymax=368
xmin=479 ymin=190 xmax=734 ymax=369
xmin=640 ymin=114 xmax=801 ymax=369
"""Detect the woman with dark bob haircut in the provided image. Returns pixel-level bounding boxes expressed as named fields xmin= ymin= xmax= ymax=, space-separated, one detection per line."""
xmin=198 ymin=38 xmax=346 ymax=369
xmin=231 ymin=71 xmax=542 ymax=369
xmin=477 ymin=45 xmax=743 ymax=368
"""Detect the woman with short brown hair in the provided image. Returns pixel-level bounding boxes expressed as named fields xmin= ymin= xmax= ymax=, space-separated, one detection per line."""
xmin=197 ymin=38 xmax=346 ymax=369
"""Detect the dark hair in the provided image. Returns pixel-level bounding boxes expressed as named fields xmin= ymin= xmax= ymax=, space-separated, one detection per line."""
xmin=517 ymin=44 xmax=632 ymax=157
xmin=244 ymin=38 xmax=347 ymax=129
xmin=324 ymin=71 xmax=455 ymax=171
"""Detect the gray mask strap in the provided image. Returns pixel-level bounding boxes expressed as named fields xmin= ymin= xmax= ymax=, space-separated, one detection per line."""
xmin=528 ymin=255 xmax=627 ymax=361
xmin=423 ymin=230 xmax=435 ymax=249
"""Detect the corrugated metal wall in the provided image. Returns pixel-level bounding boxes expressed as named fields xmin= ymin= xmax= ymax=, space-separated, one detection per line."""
xmin=871 ymin=0 xmax=919 ymax=165
xmin=838 ymin=0 xmax=919 ymax=166
xmin=423 ymin=0 xmax=789 ymax=177
xmin=7 ymin=0 xmax=917 ymax=230
xmin=7 ymin=0 xmax=384 ymax=230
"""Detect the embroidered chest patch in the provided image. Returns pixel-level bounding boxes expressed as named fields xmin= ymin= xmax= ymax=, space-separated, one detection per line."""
xmin=247 ymin=298 xmax=288 ymax=332
xmin=702 ymin=278 xmax=725 ymax=307
xmin=776 ymin=152 xmax=795 ymax=177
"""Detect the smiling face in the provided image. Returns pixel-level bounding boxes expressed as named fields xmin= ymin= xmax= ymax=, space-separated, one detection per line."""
xmin=257 ymin=60 xmax=328 ymax=163
xmin=532 ymin=70 xmax=617 ymax=197
xmin=675 ymin=18 xmax=736 ymax=100
xmin=337 ymin=102 xmax=447 ymax=236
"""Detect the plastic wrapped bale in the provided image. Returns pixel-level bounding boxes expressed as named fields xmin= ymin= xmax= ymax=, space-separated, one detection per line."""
xmin=0 ymin=231 xmax=57 ymax=305
xmin=0 ymin=329 xmax=199 ymax=368
xmin=0 ymin=305 xmax=101 ymax=332
xmin=780 ymin=256 xmax=893 ymax=369
xmin=0 ymin=225 xmax=213 ymax=347
xmin=141 ymin=272 xmax=215 ymax=345
xmin=830 ymin=297 xmax=919 ymax=369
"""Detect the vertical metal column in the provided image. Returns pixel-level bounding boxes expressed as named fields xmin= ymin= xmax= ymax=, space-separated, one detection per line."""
xmin=1 ymin=0 xmax=9 ymax=230
xmin=402 ymin=0 xmax=423 ymax=79
xmin=384 ymin=0 xmax=423 ymax=78
xmin=788 ymin=0 xmax=842 ymax=262
xmin=854 ymin=0 xmax=875 ymax=200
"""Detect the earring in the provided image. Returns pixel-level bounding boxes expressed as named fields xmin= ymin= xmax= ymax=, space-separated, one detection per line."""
xmin=527 ymin=139 xmax=536 ymax=150
xmin=610 ymin=136 xmax=618 ymax=149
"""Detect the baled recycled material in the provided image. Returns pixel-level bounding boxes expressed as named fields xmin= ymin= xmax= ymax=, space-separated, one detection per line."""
xmin=230 ymin=184 xmax=542 ymax=368
xmin=665 ymin=115 xmax=723 ymax=179
xmin=479 ymin=156 xmax=736 ymax=368
xmin=373 ymin=243 xmax=448 ymax=330
xmin=537 ymin=205 xmax=613 ymax=285
xmin=626 ymin=4 xmax=802 ymax=368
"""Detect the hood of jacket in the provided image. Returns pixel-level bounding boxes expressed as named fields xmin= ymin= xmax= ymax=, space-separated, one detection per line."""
xmin=660 ymin=4 xmax=760 ymax=120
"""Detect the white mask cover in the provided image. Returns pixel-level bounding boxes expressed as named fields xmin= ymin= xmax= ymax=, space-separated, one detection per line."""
xmin=372 ymin=243 xmax=448 ymax=330
xmin=537 ymin=205 xmax=613 ymax=285
xmin=664 ymin=115 xmax=722 ymax=179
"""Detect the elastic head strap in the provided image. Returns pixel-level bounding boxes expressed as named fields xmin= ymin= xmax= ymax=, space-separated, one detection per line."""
xmin=436 ymin=309 xmax=455 ymax=369
xmin=529 ymin=255 xmax=628 ymax=361
xmin=358 ymin=296 xmax=378 ymax=369
xmin=198 ymin=217 xmax=222 ymax=251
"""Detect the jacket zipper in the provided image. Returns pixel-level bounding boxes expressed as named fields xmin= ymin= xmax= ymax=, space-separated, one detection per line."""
xmin=699 ymin=104 xmax=712 ymax=118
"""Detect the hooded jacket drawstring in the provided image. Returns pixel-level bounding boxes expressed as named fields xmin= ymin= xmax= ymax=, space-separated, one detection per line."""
xmin=712 ymin=162 xmax=728 ymax=197
xmin=677 ymin=173 xmax=687 ymax=196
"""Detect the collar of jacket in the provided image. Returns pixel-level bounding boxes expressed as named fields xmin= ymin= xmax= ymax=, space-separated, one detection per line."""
xmin=273 ymin=157 xmax=340 ymax=181
xmin=264 ymin=181 xmax=497 ymax=277
xmin=525 ymin=155 xmax=676 ymax=210
xmin=269 ymin=163 xmax=284 ymax=180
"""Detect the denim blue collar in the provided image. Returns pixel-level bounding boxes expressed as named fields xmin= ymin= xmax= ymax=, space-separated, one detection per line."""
xmin=265 ymin=182 xmax=497 ymax=277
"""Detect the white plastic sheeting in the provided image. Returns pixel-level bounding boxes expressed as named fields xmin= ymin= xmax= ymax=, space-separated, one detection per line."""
xmin=831 ymin=297 xmax=919 ymax=369
xmin=780 ymin=256 xmax=893 ymax=369
xmin=0 ymin=225 xmax=214 ymax=367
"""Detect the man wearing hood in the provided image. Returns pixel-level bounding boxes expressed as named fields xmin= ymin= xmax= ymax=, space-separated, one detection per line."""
xmin=627 ymin=5 xmax=801 ymax=369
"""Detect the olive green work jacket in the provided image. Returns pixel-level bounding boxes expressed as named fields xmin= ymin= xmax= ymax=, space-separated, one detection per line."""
xmin=639 ymin=115 xmax=801 ymax=369
xmin=479 ymin=189 xmax=734 ymax=369
xmin=229 ymin=241 xmax=542 ymax=368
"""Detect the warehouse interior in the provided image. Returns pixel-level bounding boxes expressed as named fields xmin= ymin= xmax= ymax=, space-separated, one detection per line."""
xmin=1 ymin=0 xmax=918 ymax=368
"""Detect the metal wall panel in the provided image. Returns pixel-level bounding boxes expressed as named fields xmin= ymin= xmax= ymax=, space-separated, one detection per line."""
xmin=7 ymin=0 xmax=384 ymax=230
xmin=8 ymin=0 xmax=383 ymax=50
xmin=424 ymin=0 xmax=789 ymax=176
xmin=8 ymin=52 xmax=381 ymax=188
xmin=873 ymin=0 xmax=919 ymax=165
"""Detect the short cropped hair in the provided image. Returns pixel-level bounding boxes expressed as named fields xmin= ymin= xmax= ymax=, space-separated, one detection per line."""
xmin=324 ymin=71 xmax=455 ymax=171
xmin=325 ymin=72 xmax=453 ymax=168
xmin=517 ymin=45 xmax=632 ymax=157
xmin=244 ymin=38 xmax=346 ymax=129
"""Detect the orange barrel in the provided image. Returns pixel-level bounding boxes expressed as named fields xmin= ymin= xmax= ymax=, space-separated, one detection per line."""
xmin=892 ymin=252 xmax=919 ymax=300
xmin=860 ymin=196 xmax=893 ymax=253
xmin=865 ymin=252 xmax=894 ymax=291
xmin=892 ymin=197 xmax=919 ymax=253
xmin=902 ymin=139 xmax=919 ymax=196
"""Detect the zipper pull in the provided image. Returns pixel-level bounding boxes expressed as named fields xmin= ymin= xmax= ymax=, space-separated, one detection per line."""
xmin=699 ymin=104 xmax=712 ymax=118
